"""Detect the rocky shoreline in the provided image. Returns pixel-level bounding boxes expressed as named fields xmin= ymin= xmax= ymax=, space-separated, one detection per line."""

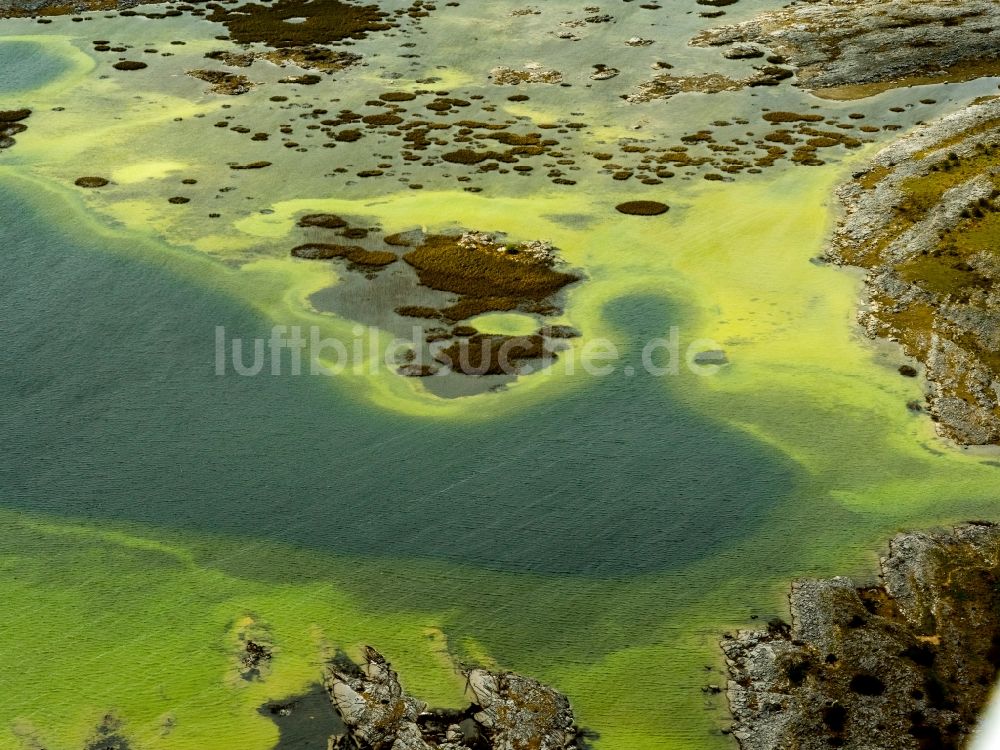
xmin=826 ymin=96 xmax=1000 ymax=445
xmin=722 ymin=522 xmax=1000 ymax=749
xmin=692 ymin=0 xmax=1000 ymax=98
xmin=324 ymin=646 xmax=583 ymax=750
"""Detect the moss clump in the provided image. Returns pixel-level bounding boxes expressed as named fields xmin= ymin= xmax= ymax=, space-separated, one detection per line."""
xmin=112 ymin=61 xmax=147 ymax=71
xmin=206 ymin=0 xmax=392 ymax=48
xmin=291 ymin=243 xmax=396 ymax=268
xmin=615 ymin=200 xmax=670 ymax=216
xmin=298 ymin=214 xmax=347 ymax=229
xmin=74 ymin=176 xmax=110 ymax=188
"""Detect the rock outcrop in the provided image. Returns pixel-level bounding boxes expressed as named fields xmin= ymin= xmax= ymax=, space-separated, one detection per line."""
xmin=325 ymin=646 xmax=581 ymax=750
xmin=692 ymin=0 xmax=1000 ymax=96
xmin=723 ymin=523 xmax=1000 ymax=749
xmin=826 ymin=96 xmax=1000 ymax=444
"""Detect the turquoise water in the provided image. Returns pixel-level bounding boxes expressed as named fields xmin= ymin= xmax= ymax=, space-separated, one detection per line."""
xmin=0 ymin=174 xmax=800 ymax=577
xmin=0 ymin=40 xmax=71 ymax=94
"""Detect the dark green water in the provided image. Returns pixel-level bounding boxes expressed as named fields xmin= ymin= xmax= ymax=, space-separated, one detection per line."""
xmin=0 ymin=175 xmax=800 ymax=577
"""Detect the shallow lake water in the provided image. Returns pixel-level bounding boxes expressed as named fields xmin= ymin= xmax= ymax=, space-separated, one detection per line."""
xmin=3 ymin=3 xmax=1000 ymax=750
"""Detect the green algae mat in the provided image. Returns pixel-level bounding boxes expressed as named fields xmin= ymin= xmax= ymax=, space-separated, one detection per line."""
xmin=2 ymin=2 xmax=1000 ymax=749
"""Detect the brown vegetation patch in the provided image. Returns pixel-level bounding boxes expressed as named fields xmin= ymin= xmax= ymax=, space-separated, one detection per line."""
xmin=187 ymin=69 xmax=254 ymax=95
xmin=396 ymin=305 xmax=442 ymax=320
xmin=279 ymin=74 xmax=322 ymax=85
xmin=291 ymin=243 xmax=397 ymax=268
xmin=0 ymin=109 xmax=31 ymax=122
xmin=263 ymin=47 xmax=361 ymax=71
xmin=434 ymin=334 xmax=552 ymax=375
xmin=402 ymin=234 xmax=578 ymax=321
xmin=380 ymin=91 xmax=417 ymax=102
xmin=206 ymin=0 xmax=392 ymax=48
xmin=230 ymin=161 xmax=272 ymax=170
xmin=298 ymin=214 xmax=347 ymax=229
xmin=615 ymin=201 xmax=670 ymax=216
xmin=442 ymin=148 xmax=514 ymax=165
xmin=75 ymin=176 xmax=110 ymax=188
xmin=763 ymin=111 xmax=825 ymax=124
